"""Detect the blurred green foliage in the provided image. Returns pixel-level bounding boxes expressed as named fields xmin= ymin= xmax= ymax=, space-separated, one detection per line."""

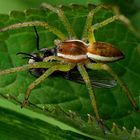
xmin=0 ymin=0 xmax=101 ymax=13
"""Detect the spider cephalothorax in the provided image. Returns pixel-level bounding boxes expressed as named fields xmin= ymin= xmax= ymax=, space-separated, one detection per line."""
xmin=56 ymin=40 xmax=88 ymax=62
xmin=0 ymin=3 xmax=139 ymax=130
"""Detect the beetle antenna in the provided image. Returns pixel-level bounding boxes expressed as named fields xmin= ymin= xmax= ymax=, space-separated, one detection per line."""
xmin=17 ymin=52 xmax=37 ymax=60
xmin=22 ymin=56 xmax=32 ymax=59
xmin=17 ymin=52 xmax=35 ymax=57
xmin=33 ymin=26 xmax=40 ymax=50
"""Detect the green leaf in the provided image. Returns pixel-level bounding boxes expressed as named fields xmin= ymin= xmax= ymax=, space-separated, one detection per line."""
xmin=0 ymin=3 xmax=140 ymax=139
xmin=0 ymin=99 xmax=96 ymax=140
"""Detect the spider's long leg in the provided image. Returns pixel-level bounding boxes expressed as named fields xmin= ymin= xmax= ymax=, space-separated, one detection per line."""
xmin=41 ymin=3 xmax=76 ymax=38
xmin=86 ymin=63 xmax=139 ymax=112
xmin=43 ymin=56 xmax=63 ymax=62
xmin=92 ymin=14 xmax=140 ymax=39
xmin=83 ymin=5 xmax=119 ymax=42
xmin=92 ymin=15 xmax=119 ymax=31
xmin=88 ymin=25 xmax=96 ymax=44
xmin=87 ymin=15 xmax=119 ymax=44
xmin=0 ymin=21 xmax=66 ymax=40
xmin=22 ymin=64 xmax=71 ymax=107
xmin=0 ymin=62 xmax=65 ymax=75
xmin=82 ymin=5 xmax=105 ymax=41
xmin=77 ymin=63 xmax=101 ymax=122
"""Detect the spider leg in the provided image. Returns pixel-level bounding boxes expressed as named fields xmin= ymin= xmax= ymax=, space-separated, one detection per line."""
xmin=84 ymin=4 xmax=140 ymax=40
xmin=92 ymin=13 xmax=140 ymax=39
xmin=88 ymin=26 xmax=96 ymax=44
xmin=21 ymin=64 xmax=72 ymax=107
xmin=43 ymin=56 xmax=63 ymax=62
xmin=92 ymin=15 xmax=119 ymax=31
xmin=41 ymin=3 xmax=77 ymax=39
xmin=77 ymin=63 xmax=102 ymax=123
xmin=0 ymin=21 xmax=66 ymax=40
xmin=87 ymin=15 xmax=119 ymax=43
xmin=82 ymin=5 xmax=121 ymax=42
xmin=82 ymin=5 xmax=105 ymax=41
xmin=0 ymin=62 xmax=66 ymax=75
xmin=86 ymin=63 xmax=139 ymax=112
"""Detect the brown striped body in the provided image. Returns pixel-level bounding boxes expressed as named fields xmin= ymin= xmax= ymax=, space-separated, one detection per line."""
xmin=87 ymin=42 xmax=124 ymax=62
xmin=57 ymin=40 xmax=88 ymax=63
xmin=56 ymin=40 xmax=124 ymax=63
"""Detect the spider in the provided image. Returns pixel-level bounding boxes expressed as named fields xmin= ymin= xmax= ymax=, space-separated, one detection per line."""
xmin=17 ymin=26 xmax=117 ymax=88
xmin=0 ymin=3 xmax=139 ymax=125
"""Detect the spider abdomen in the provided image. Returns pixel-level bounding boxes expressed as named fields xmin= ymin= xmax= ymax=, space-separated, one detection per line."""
xmin=57 ymin=40 xmax=88 ymax=62
xmin=87 ymin=42 xmax=124 ymax=62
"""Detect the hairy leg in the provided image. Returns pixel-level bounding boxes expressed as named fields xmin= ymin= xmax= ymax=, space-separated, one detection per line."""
xmin=86 ymin=63 xmax=139 ymax=111
xmin=85 ymin=4 xmax=140 ymax=42
xmin=43 ymin=56 xmax=63 ymax=62
xmin=82 ymin=4 xmax=106 ymax=41
xmin=0 ymin=21 xmax=66 ymax=40
xmin=92 ymin=15 xmax=119 ymax=31
xmin=77 ymin=63 xmax=101 ymax=121
xmin=91 ymin=13 xmax=140 ymax=39
xmin=41 ymin=3 xmax=76 ymax=38
xmin=21 ymin=64 xmax=71 ymax=107
xmin=0 ymin=62 xmax=67 ymax=75
xmin=87 ymin=15 xmax=119 ymax=43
